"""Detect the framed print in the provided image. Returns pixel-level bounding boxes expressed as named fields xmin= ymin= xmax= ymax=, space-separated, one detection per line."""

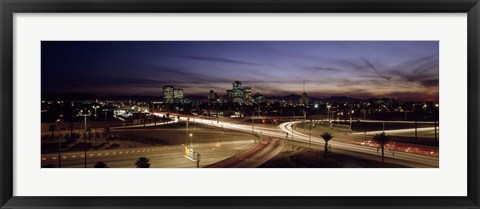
xmin=1 ymin=0 xmax=479 ymax=208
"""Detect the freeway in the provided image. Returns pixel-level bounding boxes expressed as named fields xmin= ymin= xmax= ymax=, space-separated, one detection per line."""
xmin=44 ymin=112 xmax=438 ymax=168
xmin=170 ymin=115 xmax=438 ymax=168
xmin=279 ymin=121 xmax=438 ymax=167
xmin=206 ymin=138 xmax=284 ymax=168
xmin=230 ymin=139 xmax=284 ymax=168
xmin=351 ymin=127 xmax=436 ymax=135
xmin=354 ymin=119 xmax=436 ymax=124
xmin=42 ymin=140 xmax=254 ymax=168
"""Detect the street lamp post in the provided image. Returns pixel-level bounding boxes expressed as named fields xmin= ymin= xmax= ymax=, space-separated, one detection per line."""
xmin=349 ymin=110 xmax=354 ymax=131
xmin=78 ymin=110 xmax=91 ymax=168
xmin=92 ymin=105 xmax=99 ymax=121
xmin=327 ymin=105 xmax=332 ymax=128
xmin=79 ymin=110 xmax=91 ymax=131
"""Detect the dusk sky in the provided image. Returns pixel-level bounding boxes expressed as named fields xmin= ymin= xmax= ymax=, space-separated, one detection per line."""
xmin=41 ymin=41 xmax=439 ymax=101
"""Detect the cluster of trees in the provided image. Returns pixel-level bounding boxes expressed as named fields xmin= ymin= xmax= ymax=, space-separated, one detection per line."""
xmin=92 ymin=157 xmax=151 ymax=168
xmin=46 ymin=124 xmax=112 ymax=142
xmin=320 ymin=131 xmax=390 ymax=167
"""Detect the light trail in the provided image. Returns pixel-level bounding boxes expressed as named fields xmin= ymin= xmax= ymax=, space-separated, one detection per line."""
xmin=171 ymin=115 xmax=438 ymax=167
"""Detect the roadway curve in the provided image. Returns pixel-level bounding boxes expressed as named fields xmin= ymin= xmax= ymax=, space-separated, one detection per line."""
xmin=279 ymin=121 xmax=438 ymax=167
xmin=205 ymin=139 xmax=284 ymax=168
xmin=171 ymin=115 xmax=438 ymax=168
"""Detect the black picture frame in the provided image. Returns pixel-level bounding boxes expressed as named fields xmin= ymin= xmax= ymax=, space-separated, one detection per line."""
xmin=1 ymin=0 xmax=479 ymax=208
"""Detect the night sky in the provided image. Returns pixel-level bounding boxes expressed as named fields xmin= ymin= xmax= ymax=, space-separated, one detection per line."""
xmin=41 ymin=41 xmax=439 ymax=101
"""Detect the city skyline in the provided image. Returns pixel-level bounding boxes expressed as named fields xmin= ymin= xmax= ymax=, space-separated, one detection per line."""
xmin=42 ymin=41 xmax=439 ymax=101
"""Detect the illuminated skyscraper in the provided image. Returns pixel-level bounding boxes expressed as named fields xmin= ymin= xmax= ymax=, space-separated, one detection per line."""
xmin=173 ymin=89 xmax=184 ymax=103
xmin=232 ymin=81 xmax=244 ymax=104
xmin=163 ymin=86 xmax=183 ymax=104
xmin=244 ymin=86 xmax=252 ymax=104
xmin=163 ymin=86 xmax=174 ymax=103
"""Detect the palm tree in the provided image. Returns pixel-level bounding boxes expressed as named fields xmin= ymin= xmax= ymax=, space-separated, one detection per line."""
xmin=104 ymin=127 xmax=111 ymax=144
xmin=135 ymin=157 xmax=150 ymax=168
xmin=320 ymin=132 xmax=333 ymax=164
xmin=94 ymin=161 xmax=108 ymax=168
xmin=48 ymin=124 xmax=57 ymax=138
xmin=41 ymin=163 xmax=56 ymax=168
xmin=372 ymin=131 xmax=390 ymax=167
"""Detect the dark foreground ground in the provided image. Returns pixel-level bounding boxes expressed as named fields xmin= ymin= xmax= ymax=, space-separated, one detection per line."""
xmin=260 ymin=149 xmax=409 ymax=168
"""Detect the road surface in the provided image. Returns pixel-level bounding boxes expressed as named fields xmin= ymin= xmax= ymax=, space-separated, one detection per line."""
xmin=42 ymin=140 xmax=254 ymax=168
xmin=172 ymin=115 xmax=438 ymax=168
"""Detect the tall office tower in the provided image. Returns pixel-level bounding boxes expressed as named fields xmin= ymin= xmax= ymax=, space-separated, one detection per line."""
xmin=232 ymin=81 xmax=244 ymax=104
xmin=226 ymin=90 xmax=233 ymax=102
xmin=163 ymin=86 xmax=174 ymax=103
xmin=244 ymin=86 xmax=252 ymax=104
xmin=173 ymin=89 xmax=184 ymax=103
xmin=208 ymin=90 xmax=216 ymax=102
